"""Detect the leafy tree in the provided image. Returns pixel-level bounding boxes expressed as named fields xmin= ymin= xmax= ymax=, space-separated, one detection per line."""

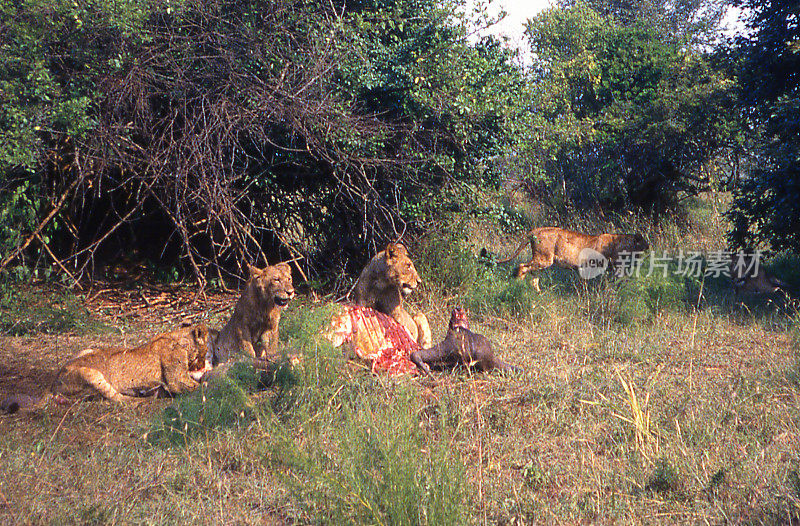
xmin=557 ymin=0 xmax=727 ymax=43
xmin=728 ymin=0 xmax=800 ymax=251
xmin=0 ymin=0 xmax=150 ymax=274
xmin=0 ymin=0 xmax=526 ymax=285
xmin=518 ymin=1 xmax=737 ymax=217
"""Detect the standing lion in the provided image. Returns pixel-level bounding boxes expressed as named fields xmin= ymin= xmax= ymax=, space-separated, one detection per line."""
xmin=353 ymin=242 xmax=432 ymax=348
xmin=499 ymin=227 xmax=649 ymax=291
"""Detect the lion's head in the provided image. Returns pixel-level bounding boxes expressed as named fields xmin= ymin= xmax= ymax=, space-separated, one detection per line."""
xmin=383 ymin=243 xmax=421 ymax=297
xmin=247 ymin=262 xmax=296 ymax=307
xmin=613 ymin=233 xmax=649 ymax=255
xmin=186 ymin=324 xmax=216 ymax=381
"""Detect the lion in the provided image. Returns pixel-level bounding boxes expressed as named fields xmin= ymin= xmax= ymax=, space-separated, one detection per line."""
xmin=353 ymin=242 xmax=432 ymax=348
xmin=210 ymin=262 xmax=295 ymax=365
xmin=730 ymin=252 xmax=788 ymax=296
xmin=1 ymin=324 xmax=214 ymax=413
xmin=498 ymin=227 xmax=649 ymax=291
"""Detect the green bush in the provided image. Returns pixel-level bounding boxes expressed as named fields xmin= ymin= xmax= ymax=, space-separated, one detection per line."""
xmin=416 ymin=230 xmax=539 ymax=318
xmin=415 ymin=229 xmax=482 ymax=294
xmin=614 ymin=257 xmax=700 ymax=325
xmin=465 ymin=271 xmax=540 ymax=318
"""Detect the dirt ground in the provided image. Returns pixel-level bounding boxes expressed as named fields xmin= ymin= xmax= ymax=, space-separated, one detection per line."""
xmin=0 ymin=285 xmax=236 ymax=407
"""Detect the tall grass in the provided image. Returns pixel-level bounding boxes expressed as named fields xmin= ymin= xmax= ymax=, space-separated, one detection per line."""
xmin=274 ymin=303 xmax=466 ymax=525
xmin=270 ymin=382 xmax=466 ymax=525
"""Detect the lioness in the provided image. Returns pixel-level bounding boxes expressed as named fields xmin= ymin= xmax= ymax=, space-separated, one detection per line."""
xmin=730 ymin=252 xmax=788 ymax=296
xmin=499 ymin=227 xmax=649 ymax=291
xmin=211 ymin=262 xmax=295 ymax=365
xmin=1 ymin=324 xmax=214 ymax=413
xmin=353 ymin=242 xmax=432 ymax=348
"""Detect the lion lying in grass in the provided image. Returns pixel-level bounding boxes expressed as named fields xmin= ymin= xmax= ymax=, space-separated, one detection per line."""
xmin=353 ymin=242 xmax=432 ymax=348
xmin=730 ymin=252 xmax=788 ymax=296
xmin=499 ymin=227 xmax=649 ymax=291
xmin=2 ymin=324 xmax=214 ymax=413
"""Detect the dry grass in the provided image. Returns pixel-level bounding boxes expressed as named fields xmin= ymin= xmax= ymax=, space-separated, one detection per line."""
xmin=1 ymin=191 xmax=799 ymax=524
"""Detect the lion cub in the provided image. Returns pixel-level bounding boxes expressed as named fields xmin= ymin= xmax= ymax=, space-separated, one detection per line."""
xmin=730 ymin=253 xmax=788 ymax=296
xmin=211 ymin=262 xmax=295 ymax=365
xmin=2 ymin=324 xmax=214 ymax=413
xmin=354 ymin=242 xmax=432 ymax=348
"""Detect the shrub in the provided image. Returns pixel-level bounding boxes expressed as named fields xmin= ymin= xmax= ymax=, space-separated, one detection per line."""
xmin=465 ymin=271 xmax=540 ymax=318
xmin=614 ymin=257 xmax=700 ymax=325
xmin=416 ymin=230 xmax=539 ymax=318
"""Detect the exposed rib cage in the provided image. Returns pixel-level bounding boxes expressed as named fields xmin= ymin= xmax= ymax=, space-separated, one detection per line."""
xmin=325 ymin=305 xmax=420 ymax=375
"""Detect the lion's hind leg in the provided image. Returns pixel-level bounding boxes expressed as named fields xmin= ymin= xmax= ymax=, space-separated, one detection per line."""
xmin=515 ymin=264 xmax=546 ymax=292
xmin=61 ymin=366 xmax=138 ymax=404
xmin=516 ymin=249 xmax=554 ymax=292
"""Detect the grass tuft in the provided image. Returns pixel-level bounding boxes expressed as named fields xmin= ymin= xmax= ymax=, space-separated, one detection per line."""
xmin=0 ymin=285 xmax=108 ymax=335
xmin=645 ymin=458 xmax=682 ymax=495
xmin=147 ymin=362 xmax=264 ymax=446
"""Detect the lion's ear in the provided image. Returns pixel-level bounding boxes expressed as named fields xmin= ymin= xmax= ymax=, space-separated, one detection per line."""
xmin=385 ymin=243 xmax=397 ymax=258
xmin=275 ymin=262 xmax=292 ymax=274
xmin=247 ymin=264 xmax=262 ymax=278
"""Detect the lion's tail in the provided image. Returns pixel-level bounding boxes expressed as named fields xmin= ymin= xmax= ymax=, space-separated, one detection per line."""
xmin=496 ymin=237 xmax=530 ymax=264
xmin=1 ymin=393 xmax=49 ymax=414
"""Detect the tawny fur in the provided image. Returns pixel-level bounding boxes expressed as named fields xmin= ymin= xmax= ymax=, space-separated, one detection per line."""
xmin=353 ymin=242 xmax=432 ymax=348
xmin=499 ymin=227 xmax=649 ymax=291
xmin=2 ymin=324 xmax=214 ymax=413
xmin=211 ymin=262 xmax=295 ymax=365
xmin=410 ymin=307 xmax=519 ymax=376
xmin=729 ymin=253 xmax=788 ymax=296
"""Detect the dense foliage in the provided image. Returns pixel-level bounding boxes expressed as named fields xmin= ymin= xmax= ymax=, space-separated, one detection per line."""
xmin=517 ymin=0 xmax=737 ymax=216
xmin=728 ymin=0 xmax=800 ymax=252
xmin=0 ymin=0 xmax=523 ymax=283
